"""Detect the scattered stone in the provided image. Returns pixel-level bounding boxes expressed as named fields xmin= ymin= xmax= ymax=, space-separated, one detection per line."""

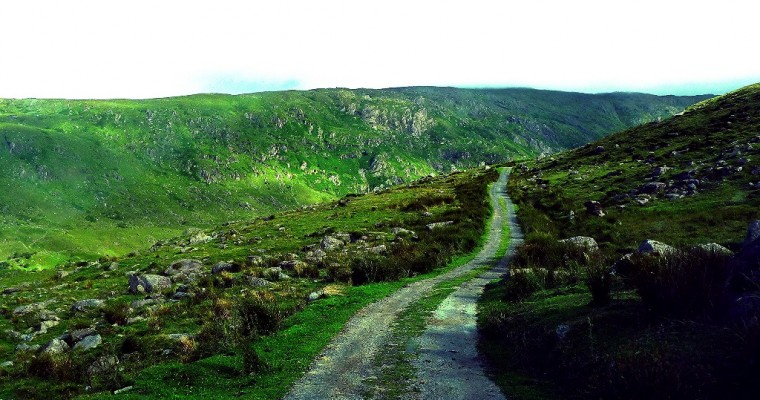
xmin=693 ymin=243 xmax=733 ymax=256
xmin=743 ymin=220 xmax=760 ymax=247
xmin=247 ymin=255 xmax=264 ymax=266
xmin=584 ymin=201 xmax=605 ymax=217
xmin=640 ymin=182 xmax=667 ymax=194
xmin=41 ymin=338 xmax=70 ymax=354
xmin=107 ymin=262 xmax=119 ymax=271
xmin=55 ymin=270 xmax=70 ymax=279
xmin=665 ymin=193 xmax=683 ymax=201
xmin=638 ymin=240 xmax=676 ymax=256
xmin=211 ymin=261 xmax=235 ymax=274
xmin=247 ymin=277 xmax=272 ymax=287
xmin=559 ymin=236 xmax=598 ymax=252
xmin=367 ymin=245 xmax=387 ymax=254
xmin=87 ymin=355 xmax=119 ymax=378
xmin=307 ymin=291 xmax=325 ymax=302
xmin=131 ymin=298 xmax=163 ymax=309
xmin=320 ymin=236 xmax=345 ymax=251
xmin=13 ymin=300 xmax=52 ymax=316
xmin=128 ymin=274 xmax=172 ymax=294
xmin=391 ymin=227 xmax=416 ymax=237
xmin=263 ymin=267 xmax=289 ymax=281
xmin=37 ymin=320 xmax=59 ymax=333
xmin=164 ymin=259 xmax=204 ymax=280
xmin=73 ymin=334 xmax=102 ymax=351
xmin=15 ymin=343 xmax=40 ymax=352
xmin=71 ymin=299 xmax=105 ymax=313
xmin=185 ymin=228 xmax=212 ymax=245
xmin=652 ymin=166 xmax=670 ymax=176
xmin=70 ymin=328 xmax=97 ymax=343
xmin=279 ymin=260 xmax=308 ymax=271
xmin=113 ymin=386 xmax=134 ymax=395
xmin=166 ymin=333 xmax=193 ymax=342
xmin=305 ymin=249 xmax=326 ymax=263
xmin=426 ymin=221 xmax=454 ymax=231
xmin=594 ymin=146 xmax=606 ymax=154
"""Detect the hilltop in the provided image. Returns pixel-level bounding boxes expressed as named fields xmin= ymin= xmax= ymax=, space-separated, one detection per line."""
xmin=0 ymin=87 xmax=709 ymax=268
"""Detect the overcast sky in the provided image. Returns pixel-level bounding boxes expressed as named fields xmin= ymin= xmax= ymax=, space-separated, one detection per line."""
xmin=1 ymin=0 xmax=758 ymax=99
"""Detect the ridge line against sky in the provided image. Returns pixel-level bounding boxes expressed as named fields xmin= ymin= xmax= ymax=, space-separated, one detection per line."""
xmin=1 ymin=0 xmax=758 ymax=99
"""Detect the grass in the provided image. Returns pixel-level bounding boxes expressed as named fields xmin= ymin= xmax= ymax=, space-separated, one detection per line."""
xmin=478 ymin=82 xmax=760 ymax=399
xmin=0 ymin=88 xmax=706 ymax=268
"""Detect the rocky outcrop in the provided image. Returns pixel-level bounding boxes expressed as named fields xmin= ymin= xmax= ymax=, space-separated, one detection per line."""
xmin=128 ymin=274 xmax=172 ymax=294
xmin=71 ymin=299 xmax=105 ymax=313
xmin=638 ymin=239 xmax=677 ymax=256
xmin=559 ymin=236 xmax=599 ymax=252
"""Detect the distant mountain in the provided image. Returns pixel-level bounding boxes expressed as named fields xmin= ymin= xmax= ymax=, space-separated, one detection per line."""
xmin=0 ymin=87 xmax=709 ymax=267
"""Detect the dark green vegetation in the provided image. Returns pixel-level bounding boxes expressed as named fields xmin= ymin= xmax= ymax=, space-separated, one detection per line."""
xmin=480 ymin=83 xmax=760 ymax=399
xmin=0 ymin=88 xmax=708 ymax=268
xmin=0 ymin=166 xmax=498 ymax=399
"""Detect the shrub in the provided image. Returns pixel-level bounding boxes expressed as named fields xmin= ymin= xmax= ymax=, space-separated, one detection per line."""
xmin=27 ymin=353 xmax=74 ymax=381
xmin=503 ymin=270 xmax=544 ymax=302
xmin=585 ymin=261 xmax=612 ymax=306
xmin=103 ymin=301 xmax=130 ymax=326
xmin=630 ymin=248 xmax=733 ymax=318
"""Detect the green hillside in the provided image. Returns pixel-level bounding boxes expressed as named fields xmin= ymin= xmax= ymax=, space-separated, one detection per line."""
xmin=480 ymin=83 xmax=760 ymax=399
xmin=0 ymin=88 xmax=708 ymax=268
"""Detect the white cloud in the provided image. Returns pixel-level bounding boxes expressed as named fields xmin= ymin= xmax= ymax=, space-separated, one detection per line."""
xmin=0 ymin=0 xmax=758 ymax=98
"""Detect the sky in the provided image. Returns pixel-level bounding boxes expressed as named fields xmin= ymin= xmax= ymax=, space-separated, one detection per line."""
xmin=1 ymin=0 xmax=758 ymax=99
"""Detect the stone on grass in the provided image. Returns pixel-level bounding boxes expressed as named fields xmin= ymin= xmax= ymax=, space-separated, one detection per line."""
xmin=71 ymin=299 xmax=105 ymax=313
xmin=638 ymin=240 xmax=676 ymax=256
xmin=128 ymin=274 xmax=172 ymax=294
xmin=693 ymin=243 xmax=733 ymax=256
xmin=41 ymin=338 xmax=70 ymax=354
xmin=559 ymin=236 xmax=598 ymax=252
xmin=426 ymin=221 xmax=454 ymax=231
xmin=73 ymin=334 xmax=102 ymax=351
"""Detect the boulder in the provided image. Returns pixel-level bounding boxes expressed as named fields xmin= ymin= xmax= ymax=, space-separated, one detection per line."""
xmin=211 ymin=261 xmax=235 ymax=274
xmin=70 ymin=328 xmax=97 ymax=343
xmin=743 ymin=220 xmax=760 ymax=247
xmin=247 ymin=277 xmax=272 ymax=287
xmin=165 ymin=259 xmax=204 ymax=278
xmin=263 ymin=267 xmax=289 ymax=281
xmin=73 ymin=334 xmax=102 ymax=351
xmin=13 ymin=301 xmax=51 ymax=317
xmin=71 ymin=299 xmax=105 ymax=313
xmin=128 ymin=274 xmax=172 ymax=294
xmin=426 ymin=221 xmax=454 ymax=231
xmin=638 ymin=240 xmax=677 ymax=256
xmin=594 ymin=146 xmax=606 ymax=154
xmin=320 ymin=236 xmax=345 ymax=251
xmin=87 ymin=355 xmax=119 ymax=378
xmin=640 ymin=182 xmax=667 ymax=194
xmin=693 ymin=243 xmax=733 ymax=256
xmin=37 ymin=320 xmax=59 ymax=333
xmin=368 ymin=245 xmax=388 ymax=254
xmin=247 ymin=255 xmax=264 ymax=266
xmin=185 ymin=228 xmax=212 ymax=245
xmin=652 ymin=166 xmax=670 ymax=176
xmin=584 ymin=201 xmax=605 ymax=217
xmin=559 ymin=236 xmax=599 ymax=252
xmin=390 ymin=227 xmax=415 ymax=236
xmin=305 ymin=249 xmax=326 ymax=263
xmin=307 ymin=291 xmax=325 ymax=302
xmin=41 ymin=338 xmax=70 ymax=355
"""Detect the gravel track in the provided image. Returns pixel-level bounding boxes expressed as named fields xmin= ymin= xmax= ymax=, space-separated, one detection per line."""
xmin=285 ymin=169 xmax=515 ymax=400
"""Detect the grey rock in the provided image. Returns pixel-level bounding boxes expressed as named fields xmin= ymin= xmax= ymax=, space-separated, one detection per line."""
xmin=131 ymin=298 xmax=162 ymax=309
xmin=71 ymin=299 xmax=105 ymax=313
xmin=305 ymin=249 xmax=326 ymax=263
xmin=247 ymin=255 xmax=264 ymax=266
xmin=307 ymin=291 xmax=324 ymax=302
xmin=640 ymin=182 xmax=667 ymax=194
xmin=638 ymin=240 xmax=677 ymax=256
xmin=70 ymin=328 xmax=97 ymax=343
xmin=128 ymin=274 xmax=172 ymax=294
xmin=15 ymin=343 xmax=40 ymax=352
xmin=247 ymin=277 xmax=272 ymax=287
xmin=426 ymin=221 xmax=454 ymax=231
xmin=693 ymin=243 xmax=733 ymax=256
xmin=584 ymin=201 xmax=605 ymax=217
xmin=107 ymin=262 xmax=119 ymax=271
xmin=390 ymin=227 xmax=415 ymax=236
xmin=113 ymin=386 xmax=134 ymax=395
xmin=368 ymin=245 xmax=388 ymax=254
xmin=13 ymin=300 xmax=51 ymax=316
xmin=744 ymin=220 xmax=760 ymax=247
xmin=37 ymin=320 xmax=59 ymax=333
xmin=320 ymin=236 xmax=345 ymax=251
xmin=559 ymin=236 xmax=599 ymax=252
xmin=165 ymin=259 xmax=204 ymax=278
xmin=73 ymin=334 xmax=102 ymax=351
xmin=652 ymin=166 xmax=670 ymax=176
xmin=263 ymin=267 xmax=289 ymax=281
xmin=41 ymin=338 xmax=70 ymax=354
xmin=185 ymin=228 xmax=212 ymax=245
xmin=211 ymin=261 xmax=234 ymax=274
xmin=87 ymin=355 xmax=119 ymax=378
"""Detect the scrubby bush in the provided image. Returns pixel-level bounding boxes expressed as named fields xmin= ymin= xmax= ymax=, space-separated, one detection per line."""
xmin=503 ymin=270 xmax=544 ymax=302
xmin=103 ymin=300 xmax=130 ymax=326
xmin=630 ymin=248 xmax=734 ymax=318
xmin=585 ymin=260 xmax=612 ymax=306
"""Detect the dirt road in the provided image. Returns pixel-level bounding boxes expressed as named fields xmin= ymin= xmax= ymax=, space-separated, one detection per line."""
xmin=285 ymin=168 xmax=517 ymax=400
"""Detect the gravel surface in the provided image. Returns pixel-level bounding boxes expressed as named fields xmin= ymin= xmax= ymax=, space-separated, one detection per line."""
xmin=285 ymin=169 xmax=514 ymax=400
xmin=410 ymin=178 xmax=523 ymax=400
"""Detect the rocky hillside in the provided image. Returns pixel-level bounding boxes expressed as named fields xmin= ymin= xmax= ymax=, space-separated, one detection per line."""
xmin=0 ymin=87 xmax=709 ymax=267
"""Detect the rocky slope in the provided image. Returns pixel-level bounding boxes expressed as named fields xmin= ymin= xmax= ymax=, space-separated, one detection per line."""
xmin=0 ymin=87 xmax=709 ymax=267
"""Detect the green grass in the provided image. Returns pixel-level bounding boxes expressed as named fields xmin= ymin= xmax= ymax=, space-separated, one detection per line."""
xmin=478 ymin=82 xmax=760 ymax=399
xmin=0 ymin=88 xmax=707 ymax=268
